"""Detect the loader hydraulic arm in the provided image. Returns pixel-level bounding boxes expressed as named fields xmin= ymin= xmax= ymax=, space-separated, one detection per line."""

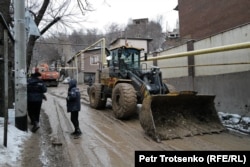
xmin=141 ymin=66 xmax=169 ymax=94
xmin=127 ymin=66 xmax=169 ymax=103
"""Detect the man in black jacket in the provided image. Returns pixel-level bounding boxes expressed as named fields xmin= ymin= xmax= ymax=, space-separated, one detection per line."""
xmin=66 ymin=79 xmax=82 ymax=136
xmin=27 ymin=69 xmax=47 ymax=132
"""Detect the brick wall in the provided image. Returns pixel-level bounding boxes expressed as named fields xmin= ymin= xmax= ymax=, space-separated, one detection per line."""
xmin=178 ymin=0 xmax=250 ymax=40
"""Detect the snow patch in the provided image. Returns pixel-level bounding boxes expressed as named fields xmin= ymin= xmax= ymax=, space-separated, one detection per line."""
xmin=218 ymin=112 xmax=250 ymax=134
xmin=0 ymin=117 xmax=31 ymax=166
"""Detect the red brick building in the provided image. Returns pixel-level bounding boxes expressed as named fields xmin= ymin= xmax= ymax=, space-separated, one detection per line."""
xmin=176 ymin=0 xmax=250 ymax=40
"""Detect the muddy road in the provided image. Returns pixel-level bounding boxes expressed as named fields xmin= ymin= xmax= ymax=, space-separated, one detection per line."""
xmin=41 ymin=84 xmax=250 ymax=167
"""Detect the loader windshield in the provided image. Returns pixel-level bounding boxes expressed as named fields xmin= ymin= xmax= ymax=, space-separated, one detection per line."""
xmin=109 ymin=47 xmax=142 ymax=71
xmin=120 ymin=48 xmax=140 ymax=70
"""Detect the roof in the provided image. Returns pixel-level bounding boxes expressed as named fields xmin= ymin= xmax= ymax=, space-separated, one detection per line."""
xmin=81 ymin=47 xmax=108 ymax=53
xmin=132 ymin=18 xmax=149 ymax=21
xmin=109 ymin=45 xmax=144 ymax=51
xmin=109 ymin=37 xmax=153 ymax=46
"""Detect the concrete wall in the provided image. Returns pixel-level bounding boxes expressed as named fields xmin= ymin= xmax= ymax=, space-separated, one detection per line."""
xmin=194 ymin=24 xmax=250 ymax=76
xmin=195 ymin=71 xmax=250 ymax=117
xmin=157 ymin=44 xmax=188 ymax=78
xmin=148 ymin=23 xmax=250 ymax=116
xmin=77 ymin=72 xmax=84 ymax=84
xmin=165 ymin=71 xmax=250 ymax=117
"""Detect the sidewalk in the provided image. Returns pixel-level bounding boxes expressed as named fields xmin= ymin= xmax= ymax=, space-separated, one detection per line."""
xmin=20 ymin=83 xmax=90 ymax=167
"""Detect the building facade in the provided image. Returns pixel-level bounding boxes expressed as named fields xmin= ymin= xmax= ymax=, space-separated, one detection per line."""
xmin=67 ymin=48 xmax=109 ymax=84
xmin=177 ymin=0 xmax=250 ymax=40
xmin=109 ymin=37 xmax=152 ymax=54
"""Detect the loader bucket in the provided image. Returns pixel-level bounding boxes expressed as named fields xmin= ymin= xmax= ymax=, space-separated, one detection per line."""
xmin=139 ymin=93 xmax=225 ymax=141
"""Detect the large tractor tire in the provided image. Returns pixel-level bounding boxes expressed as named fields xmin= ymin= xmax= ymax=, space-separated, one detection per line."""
xmin=89 ymin=83 xmax=107 ymax=109
xmin=112 ymin=83 xmax=137 ymax=119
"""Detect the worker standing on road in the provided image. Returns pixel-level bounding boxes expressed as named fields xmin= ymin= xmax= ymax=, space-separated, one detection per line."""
xmin=66 ymin=79 xmax=82 ymax=136
xmin=27 ymin=68 xmax=47 ymax=132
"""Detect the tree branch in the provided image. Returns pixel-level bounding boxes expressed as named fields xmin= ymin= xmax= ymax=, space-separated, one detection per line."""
xmin=77 ymin=0 xmax=93 ymax=15
xmin=35 ymin=16 xmax=61 ymax=40
xmin=35 ymin=0 xmax=50 ymax=25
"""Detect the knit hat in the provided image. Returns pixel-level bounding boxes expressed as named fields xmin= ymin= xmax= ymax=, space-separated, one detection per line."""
xmin=35 ymin=68 xmax=39 ymax=73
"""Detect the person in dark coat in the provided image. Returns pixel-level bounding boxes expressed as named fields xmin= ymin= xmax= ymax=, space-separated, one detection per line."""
xmin=66 ymin=79 xmax=82 ymax=136
xmin=27 ymin=69 xmax=47 ymax=132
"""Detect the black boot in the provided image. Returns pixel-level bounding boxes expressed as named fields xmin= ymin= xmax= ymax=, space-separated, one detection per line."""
xmin=31 ymin=122 xmax=40 ymax=133
xmin=74 ymin=128 xmax=82 ymax=136
xmin=71 ymin=130 xmax=77 ymax=135
xmin=71 ymin=128 xmax=82 ymax=136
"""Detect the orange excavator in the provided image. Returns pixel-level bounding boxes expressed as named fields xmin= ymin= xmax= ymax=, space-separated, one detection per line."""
xmin=36 ymin=63 xmax=60 ymax=87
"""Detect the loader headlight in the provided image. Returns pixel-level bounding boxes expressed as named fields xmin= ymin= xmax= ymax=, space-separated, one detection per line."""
xmin=146 ymin=85 xmax=151 ymax=90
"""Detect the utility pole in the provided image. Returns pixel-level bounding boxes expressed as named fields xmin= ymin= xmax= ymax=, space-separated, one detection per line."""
xmin=14 ymin=0 xmax=27 ymax=131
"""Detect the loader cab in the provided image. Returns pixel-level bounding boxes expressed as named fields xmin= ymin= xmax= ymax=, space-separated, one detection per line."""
xmin=108 ymin=46 xmax=143 ymax=71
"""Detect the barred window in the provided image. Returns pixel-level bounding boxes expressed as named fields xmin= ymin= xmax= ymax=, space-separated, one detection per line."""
xmin=90 ymin=55 xmax=99 ymax=65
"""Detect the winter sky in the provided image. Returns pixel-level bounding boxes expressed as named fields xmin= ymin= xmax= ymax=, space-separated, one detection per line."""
xmin=75 ymin=0 xmax=179 ymax=33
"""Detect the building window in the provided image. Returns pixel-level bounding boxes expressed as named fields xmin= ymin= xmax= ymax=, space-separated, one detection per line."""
xmin=90 ymin=55 xmax=99 ymax=65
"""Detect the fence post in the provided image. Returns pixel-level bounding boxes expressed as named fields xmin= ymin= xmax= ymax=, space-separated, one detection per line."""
xmin=187 ymin=40 xmax=195 ymax=90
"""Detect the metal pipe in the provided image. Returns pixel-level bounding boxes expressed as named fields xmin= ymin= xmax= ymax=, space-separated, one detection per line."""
xmin=145 ymin=42 xmax=250 ymax=61
xmin=73 ymin=38 xmax=105 ymax=58
xmin=14 ymin=0 xmax=27 ymax=131
xmin=71 ymin=38 xmax=105 ymax=81
xmin=75 ymin=56 xmax=78 ymax=83
xmin=58 ymin=67 xmax=78 ymax=69
xmin=101 ymin=38 xmax=106 ymax=67
xmin=4 ymin=30 xmax=8 ymax=147
xmin=160 ymin=62 xmax=250 ymax=69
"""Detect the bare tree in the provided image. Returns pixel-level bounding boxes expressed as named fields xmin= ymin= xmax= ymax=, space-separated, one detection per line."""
xmin=32 ymin=37 xmax=61 ymax=66
xmin=104 ymin=22 xmax=123 ymax=46
xmin=68 ymin=30 xmax=86 ymax=52
xmin=125 ymin=19 xmax=164 ymax=52
xmin=0 ymin=0 xmax=93 ymax=115
xmin=26 ymin=0 xmax=93 ymax=71
xmin=68 ymin=28 xmax=102 ymax=52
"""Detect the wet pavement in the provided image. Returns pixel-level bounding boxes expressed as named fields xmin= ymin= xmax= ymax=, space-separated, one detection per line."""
xmin=29 ymin=83 xmax=250 ymax=167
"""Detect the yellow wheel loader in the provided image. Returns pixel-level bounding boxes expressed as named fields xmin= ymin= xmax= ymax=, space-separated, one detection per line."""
xmin=88 ymin=45 xmax=225 ymax=141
